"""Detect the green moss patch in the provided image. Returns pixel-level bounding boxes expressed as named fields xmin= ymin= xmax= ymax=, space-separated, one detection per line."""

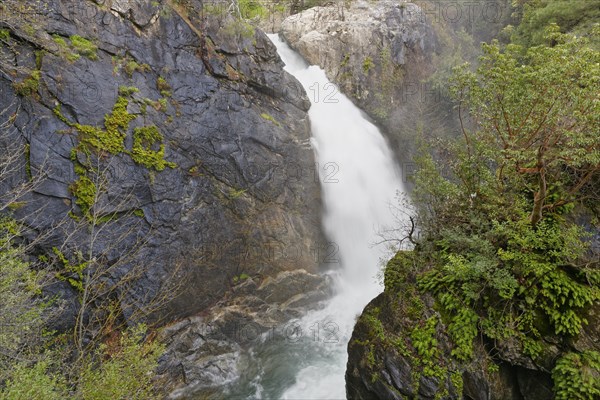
xmin=69 ymin=35 xmax=98 ymax=60
xmin=131 ymin=126 xmax=176 ymax=171
xmin=54 ymin=90 xmax=176 ymax=218
xmin=260 ymin=112 xmax=280 ymax=126
xmin=13 ymin=70 xmax=40 ymax=97
xmin=51 ymin=35 xmax=98 ymax=61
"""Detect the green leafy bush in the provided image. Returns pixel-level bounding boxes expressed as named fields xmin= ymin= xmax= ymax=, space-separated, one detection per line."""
xmin=77 ymin=325 xmax=164 ymax=400
xmin=396 ymin=24 xmax=600 ymax=396
xmin=0 ymin=361 xmax=67 ymax=400
xmin=238 ymin=0 xmax=267 ymax=20
xmin=511 ymin=0 xmax=600 ymax=47
xmin=0 ymin=218 xmax=43 ymax=375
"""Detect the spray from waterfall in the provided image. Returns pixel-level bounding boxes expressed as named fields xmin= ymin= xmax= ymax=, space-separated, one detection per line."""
xmin=264 ymin=34 xmax=407 ymax=399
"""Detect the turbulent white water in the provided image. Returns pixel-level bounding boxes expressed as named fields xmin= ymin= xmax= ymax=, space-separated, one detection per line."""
xmin=263 ymin=34 xmax=407 ymax=399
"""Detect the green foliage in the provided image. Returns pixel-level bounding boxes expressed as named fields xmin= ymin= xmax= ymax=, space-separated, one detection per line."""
xmin=70 ymin=35 xmax=98 ymax=60
xmin=77 ymin=325 xmax=164 ymax=400
xmin=451 ymin=29 xmax=600 ymax=225
xmin=0 ymin=29 xmax=10 ymax=41
xmin=98 ymin=97 xmax=136 ymax=153
xmin=419 ymin=215 xmax=598 ymax=360
xmin=393 ymin=23 xmax=600 ymax=396
xmin=363 ymin=307 xmax=386 ymax=342
xmin=156 ymin=97 xmax=168 ymax=111
xmin=362 ymin=56 xmax=374 ymax=73
xmin=410 ymin=316 xmax=439 ymax=364
xmin=383 ymin=252 xmax=426 ymax=321
xmin=0 ymin=236 xmax=164 ymax=397
xmin=156 ymin=76 xmax=171 ymax=97
xmin=118 ymin=59 xmax=150 ymax=78
xmin=238 ymin=0 xmax=267 ymax=20
xmin=52 ymin=35 xmax=80 ymax=62
xmin=0 ymin=361 xmax=68 ymax=400
xmin=446 ymin=307 xmax=478 ymax=361
xmin=202 ymin=2 xmax=227 ymax=16
xmin=552 ymin=351 xmax=600 ymax=400
xmin=450 ymin=370 xmax=464 ymax=395
xmin=52 ymin=247 xmax=88 ymax=292
xmin=69 ymin=175 xmax=97 ymax=221
xmin=407 ymin=315 xmax=451 ymax=394
xmin=131 ymin=126 xmax=176 ymax=171
xmin=357 ymin=307 xmax=386 ymax=376
xmin=0 ymin=326 xmax=165 ymax=400
xmin=223 ymin=18 xmax=255 ymax=40
xmin=13 ymin=70 xmax=40 ymax=97
xmin=511 ymin=1 xmax=600 ymax=48
xmin=118 ymin=86 xmax=139 ymax=97
xmin=54 ymin=95 xmax=136 ymax=156
xmin=0 ymin=217 xmax=43 ymax=373
xmin=383 ymin=251 xmax=411 ymax=292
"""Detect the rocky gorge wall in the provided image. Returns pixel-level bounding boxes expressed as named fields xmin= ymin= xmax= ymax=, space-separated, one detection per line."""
xmin=279 ymin=0 xmax=460 ymax=164
xmin=0 ymin=0 xmax=332 ymax=396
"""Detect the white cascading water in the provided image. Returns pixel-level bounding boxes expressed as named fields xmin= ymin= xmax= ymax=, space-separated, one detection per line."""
xmin=260 ymin=34 xmax=407 ymax=399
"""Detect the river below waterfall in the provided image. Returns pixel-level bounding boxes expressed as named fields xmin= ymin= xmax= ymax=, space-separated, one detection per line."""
xmin=215 ymin=34 xmax=406 ymax=399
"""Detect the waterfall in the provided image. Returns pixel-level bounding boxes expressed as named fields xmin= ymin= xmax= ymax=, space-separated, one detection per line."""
xmin=264 ymin=34 xmax=406 ymax=399
xmin=213 ymin=34 xmax=406 ymax=399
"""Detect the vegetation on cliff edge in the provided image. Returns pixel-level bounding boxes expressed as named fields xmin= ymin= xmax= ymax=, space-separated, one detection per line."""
xmin=384 ymin=24 xmax=600 ymax=399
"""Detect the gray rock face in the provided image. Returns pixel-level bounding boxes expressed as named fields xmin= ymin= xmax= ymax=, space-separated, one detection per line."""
xmin=282 ymin=1 xmax=434 ymax=79
xmin=1 ymin=0 xmax=329 ymax=391
xmin=280 ymin=1 xmax=454 ymax=161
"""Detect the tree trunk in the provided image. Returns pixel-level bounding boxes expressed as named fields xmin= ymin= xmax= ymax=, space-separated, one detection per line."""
xmin=530 ymin=148 xmax=546 ymax=226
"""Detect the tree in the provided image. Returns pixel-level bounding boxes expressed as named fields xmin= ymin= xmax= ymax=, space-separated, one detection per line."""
xmin=509 ymin=0 xmax=600 ymax=48
xmin=0 ymin=145 xmax=168 ymax=399
xmin=450 ymin=24 xmax=600 ymax=226
xmin=395 ymin=24 xmax=600 ymax=398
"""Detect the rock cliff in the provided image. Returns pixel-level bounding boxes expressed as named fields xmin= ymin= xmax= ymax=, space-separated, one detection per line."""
xmin=0 ymin=0 xmax=328 ymax=395
xmin=280 ymin=0 xmax=457 ymax=162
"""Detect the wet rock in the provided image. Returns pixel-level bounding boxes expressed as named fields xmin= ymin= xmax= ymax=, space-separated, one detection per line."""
xmin=2 ymin=0 xmax=325 ymax=323
xmin=158 ymin=269 xmax=333 ymax=398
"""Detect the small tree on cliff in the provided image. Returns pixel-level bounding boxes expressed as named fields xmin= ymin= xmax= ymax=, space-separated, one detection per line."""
xmin=0 ymin=32 xmax=170 ymax=400
xmin=449 ymin=23 xmax=600 ymax=226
